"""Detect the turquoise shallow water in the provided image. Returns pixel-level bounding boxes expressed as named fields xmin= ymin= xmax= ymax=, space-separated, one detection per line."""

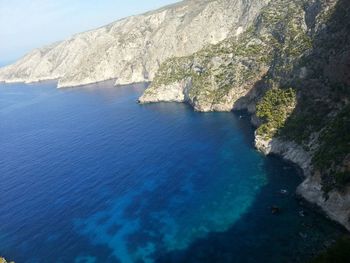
xmin=0 ymin=81 xmax=345 ymax=263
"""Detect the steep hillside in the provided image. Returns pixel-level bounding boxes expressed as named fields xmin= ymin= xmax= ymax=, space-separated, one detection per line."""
xmin=139 ymin=0 xmax=350 ymax=230
xmin=0 ymin=0 xmax=269 ymax=88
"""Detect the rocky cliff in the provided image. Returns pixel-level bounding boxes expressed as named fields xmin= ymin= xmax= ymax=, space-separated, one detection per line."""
xmin=140 ymin=0 xmax=350 ymax=230
xmin=0 ymin=0 xmax=268 ymax=88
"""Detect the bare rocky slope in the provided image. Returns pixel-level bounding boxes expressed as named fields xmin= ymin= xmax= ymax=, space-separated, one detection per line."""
xmin=0 ymin=0 xmax=268 ymax=88
xmin=140 ymin=0 xmax=350 ymax=230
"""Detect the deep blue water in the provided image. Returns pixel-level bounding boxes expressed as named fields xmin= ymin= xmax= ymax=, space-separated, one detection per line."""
xmin=0 ymin=81 xmax=345 ymax=263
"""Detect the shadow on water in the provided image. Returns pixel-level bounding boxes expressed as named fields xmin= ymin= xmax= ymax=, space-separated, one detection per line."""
xmin=113 ymin=109 xmax=345 ymax=263
xmin=152 ymin=115 xmax=346 ymax=263
xmin=154 ymin=163 xmax=345 ymax=263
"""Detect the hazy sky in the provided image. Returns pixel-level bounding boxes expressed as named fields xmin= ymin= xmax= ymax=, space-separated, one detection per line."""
xmin=0 ymin=0 xmax=179 ymax=64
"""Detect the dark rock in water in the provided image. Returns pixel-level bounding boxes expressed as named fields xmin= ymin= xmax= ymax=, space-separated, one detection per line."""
xmin=279 ymin=189 xmax=289 ymax=195
xmin=302 ymin=222 xmax=314 ymax=229
xmin=271 ymin=206 xmax=281 ymax=214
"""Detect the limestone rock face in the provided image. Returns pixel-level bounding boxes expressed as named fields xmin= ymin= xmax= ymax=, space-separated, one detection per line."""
xmin=139 ymin=78 xmax=192 ymax=103
xmin=297 ymin=173 xmax=350 ymax=231
xmin=255 ymin=136 xmax=312 ymax=176
xmin=0 ymin=0 xmax=269 ymax=88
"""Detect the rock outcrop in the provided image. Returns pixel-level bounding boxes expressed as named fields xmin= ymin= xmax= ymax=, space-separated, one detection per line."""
xmin=255 ymin=136 xmax=312 ymax=176
xmin=0 ymin=0 xmax=269 ymax=88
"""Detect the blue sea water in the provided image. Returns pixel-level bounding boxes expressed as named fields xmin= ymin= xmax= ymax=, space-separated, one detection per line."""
xmin=0 ymin=81 xmax=345 ymax=263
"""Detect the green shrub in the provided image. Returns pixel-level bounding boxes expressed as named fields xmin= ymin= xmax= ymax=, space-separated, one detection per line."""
xmin=256 ymin=88 xmax=297 ymax=138
xmin=312 ymin=105 xmax=350 ymax=190
xmin=313 ymin=105 xmax=350 ymax=171
xmin=335 ymin=172 xmax=350 ymax=186
xmin=280 ymin=99 xmax=331 ymax=144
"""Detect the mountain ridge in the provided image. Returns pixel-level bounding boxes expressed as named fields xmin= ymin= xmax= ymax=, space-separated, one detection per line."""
xmin=0 ymin=0 xmax=268 ymax=88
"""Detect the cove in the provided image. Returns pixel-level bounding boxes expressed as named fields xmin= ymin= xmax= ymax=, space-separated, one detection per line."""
xmin=0 ymin=81 xmax=345 ymax=263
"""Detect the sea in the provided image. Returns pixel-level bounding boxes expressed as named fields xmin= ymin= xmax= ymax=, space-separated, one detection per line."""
xmin=0 ymin=81 xmax=345 ymax=263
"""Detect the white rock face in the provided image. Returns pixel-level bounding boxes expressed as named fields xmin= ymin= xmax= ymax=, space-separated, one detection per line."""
xmin=297 ymin=173 xmax=350 ymax=231
xmin=255 ymin=136 xmax=312 ymax=176
xmin=138 ymin=76 xmax=254 ymax=112
xmin=0 ymin=0 xmax=269 ymax=88
xmin=139 ymin=78 xmax=192 ymax=103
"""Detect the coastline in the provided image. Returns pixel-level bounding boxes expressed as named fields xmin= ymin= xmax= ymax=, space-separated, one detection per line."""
xmin=2 ymin=76 xmax=348 ymax=232
xmin=0 ymin=80 xmax=347 ymax=262
xmin=140 ymin=80 xmax=350 ymax=233
xmin=2 ymin=76 xmax=349 ymax=232
xmin=254 ymin=128 xmax=350 ymax=232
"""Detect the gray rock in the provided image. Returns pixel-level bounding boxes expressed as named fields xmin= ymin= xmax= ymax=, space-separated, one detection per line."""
xmin=255 ymin=135 xmax=350 ymax=231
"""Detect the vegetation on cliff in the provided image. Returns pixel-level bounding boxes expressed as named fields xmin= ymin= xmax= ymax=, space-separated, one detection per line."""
xmin=313 ymin=105 xmax=350 ymax=192
xmin=256 ymin=88 xmax=296 ymax=139
xmin=144 ymin=0 xmax=310 ymax=111
xmin=283 ymin=0 xmax=350 ymax=191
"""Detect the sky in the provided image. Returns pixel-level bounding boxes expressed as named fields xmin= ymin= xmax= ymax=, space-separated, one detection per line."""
xmin=0 ymin=0 xmax=179 ymax=65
